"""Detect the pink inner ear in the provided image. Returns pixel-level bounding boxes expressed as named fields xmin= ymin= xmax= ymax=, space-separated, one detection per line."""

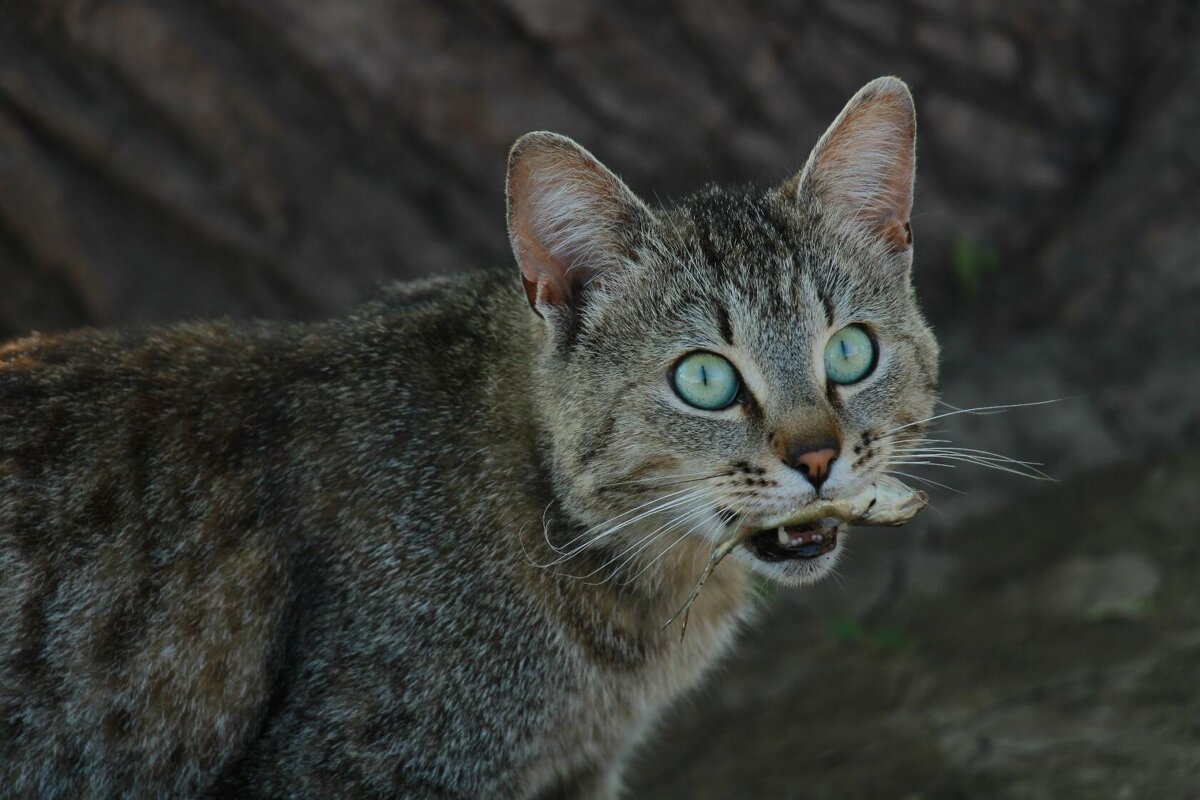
xmin=509 ymin=155 xmax=577 ymax=314
xmin=513 ymin=211 xmax=570 ymax=313
xmin=507 ymin=133 xmax=649 ymax=317
xmin=805 ymin=82 xmax=915 ymax=251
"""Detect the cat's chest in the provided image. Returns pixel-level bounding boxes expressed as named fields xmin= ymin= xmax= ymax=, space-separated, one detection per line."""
xmin=566 ymin=571 xmax=754 ymax=726
xmin=646 ymin=589 xmax=754 ymax=702
xmin=525 ymin=591 xmax=752 ymax=794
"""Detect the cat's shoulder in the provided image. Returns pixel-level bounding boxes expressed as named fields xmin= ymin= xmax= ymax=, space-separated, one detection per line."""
xmin=343 ymin=266 xmax=526 ymax=359
xmin=370 ymin=266 xmax=517 ymax=318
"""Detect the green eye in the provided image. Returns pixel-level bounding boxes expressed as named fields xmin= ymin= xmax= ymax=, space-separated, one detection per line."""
xmin=824 ymin=324 xmax=877 ymax=385
xmin=672 ymin=352 xmax=741 ymax=410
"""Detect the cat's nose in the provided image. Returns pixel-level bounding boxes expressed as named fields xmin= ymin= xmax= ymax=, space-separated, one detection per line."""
xmin=778 ymin=438 xmax=839 ymax=490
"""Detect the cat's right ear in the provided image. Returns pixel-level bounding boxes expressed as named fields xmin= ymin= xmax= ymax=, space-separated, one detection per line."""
xmin=791 ymin=76 xmax=917 ymax=268
xmin=506 ymin=132 xmax=651 ymax=320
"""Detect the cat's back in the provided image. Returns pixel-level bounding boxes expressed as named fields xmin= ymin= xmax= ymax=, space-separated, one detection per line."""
xmin=0 ymin=320 xmax=314 ymax=797
xmin=0 ymin=269 xmax=534 ymax=797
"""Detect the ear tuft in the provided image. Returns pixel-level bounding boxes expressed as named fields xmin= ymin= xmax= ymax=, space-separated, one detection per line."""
xmin=797 ymin=77 xmax=916 ymax=254
xmin=506 ymin=132 xmax=649 ymax=319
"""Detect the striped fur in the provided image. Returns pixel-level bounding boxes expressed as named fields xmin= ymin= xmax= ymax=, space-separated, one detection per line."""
xmin=0 ymin=78 xmax=937 ymax=798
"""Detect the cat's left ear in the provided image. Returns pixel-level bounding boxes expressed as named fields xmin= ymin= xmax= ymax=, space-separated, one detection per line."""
xmin=506 ymin=132 xmax=652 ymax=320
xmin=791 ymin=76 xmax=917 ymax=269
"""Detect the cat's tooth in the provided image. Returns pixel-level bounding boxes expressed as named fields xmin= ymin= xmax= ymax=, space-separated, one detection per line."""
xmin=777 ymin=526 xmax=789 ymax=547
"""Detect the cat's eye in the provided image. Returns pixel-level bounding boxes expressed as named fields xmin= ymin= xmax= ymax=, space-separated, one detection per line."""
xmin=672 ymin=352 xmax=741 ymax=410
xmin=824 ymin=324 xmax=877 ymax=385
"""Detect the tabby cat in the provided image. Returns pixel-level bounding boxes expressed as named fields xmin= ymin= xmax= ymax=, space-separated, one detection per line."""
xmin=0 ymin=76 xmax=937 ymax=798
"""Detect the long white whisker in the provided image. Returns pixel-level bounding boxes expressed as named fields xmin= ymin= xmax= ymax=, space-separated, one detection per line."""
xmin=884 ymin=423 xmax=1057 ymax=480
xmin=537 ymin=489 xmax=706 ymax=566
xmin=587 ymin=501 xmax=717 ymax=586
xmin=896 ymin=454 xmax=1054 ymax=480
xmin=618 ymin=507 xmax=719 ymax=586
xmin=549 ymin=486 xmax=700 ymax=554
xmin=541 ymin=498 xmax=712 ymax=579
xmin=883 ymin=469 xmax=965 ymax=495
xmin=876 ymin=399 xmax=1065 ymax=440
xmin=890 ymin=446 xmax=1045 ymax=468
xmin=884 ymin=458 xmax=958 ymax=467
xmin=620 ymin=530 xmax=690 ymax=586
xmin=888 ymin=450 xmax=1049 ymax=472
xmin=883 ymin=456 xmax=1053 ymax=481
xmin=564 ymin=500 xmax=716 ymax=584
xmin=592 ymin=504 xmax=714 ymax=580
xmin=554 ymin=490 xmax=708 ymax=563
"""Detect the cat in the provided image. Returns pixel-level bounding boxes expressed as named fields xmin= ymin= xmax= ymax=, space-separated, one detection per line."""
xmin=0 ymin=76 xmax=938 ymax=798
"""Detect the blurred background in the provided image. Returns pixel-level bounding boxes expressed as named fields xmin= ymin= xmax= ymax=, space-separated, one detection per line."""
xmin=1 ymin=1 xmax=1198 ymax=796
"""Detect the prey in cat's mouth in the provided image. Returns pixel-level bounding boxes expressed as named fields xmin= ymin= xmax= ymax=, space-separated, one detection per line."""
xmin=665 ymin=483 xmax=927 ymax=637
xmin=667 ymin=482 xmax=926 ymax=638
xmin=737 ymin=481 xmax=926 ymax=570
xmin=745 ymin=518 xmax=842 ymax=561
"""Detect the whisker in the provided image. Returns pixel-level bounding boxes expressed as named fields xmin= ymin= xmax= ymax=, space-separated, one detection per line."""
xmin=616 ymin=505 xmax=720 ymax=586
xmin=537 ymin=489 xmax=708 ymax=566
xmin=883 ymin=459 xmax=960 ymax=469
xmin=880 ymin=423 xmax=1057 ymax=482
xmin=894 ymin=454 xmax=1053 ymax=481
xmin=936 ymin=398 xmax=1008 ymax=415
xmin=875 ymin=399 xmax=1065 ymax=440
xmin=598 ymin=469 xmax=726 ymax=489
xmin=883 ymin=469 xmax=965 ymax=496
xmin=890 ymin=446 xmax=1045 ymax=469
xmin=888 ymin=449 xmax=1050 ymax=473
xmin=591 ymin=502 xmax=718 ymax=586
xmin=559 ymin=489 xmax=711 ymax=563
xmin=883 ymin=455 xmax=1053 ymax=481
xmin=584 ymin=502 xmax=715 ymax=584
xmin=544 ymin=486 xmax=698 ymax=558
xmin=635 ymin=473 xmax=733 ymax=490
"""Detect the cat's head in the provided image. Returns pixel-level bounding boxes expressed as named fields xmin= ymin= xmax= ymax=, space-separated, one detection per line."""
xmin=507 ymin=77 xmax=938 ymax=586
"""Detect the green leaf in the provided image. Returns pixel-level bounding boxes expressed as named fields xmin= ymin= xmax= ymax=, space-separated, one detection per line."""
xmin=952 ymin=235 xmax=1000 ymax=298
xmin=828 ymin=616 xmax=915 ymax=652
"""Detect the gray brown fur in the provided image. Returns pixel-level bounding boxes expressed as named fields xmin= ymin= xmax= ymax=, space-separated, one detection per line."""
xmin=0 ymin=77 xmax=938 ymax=798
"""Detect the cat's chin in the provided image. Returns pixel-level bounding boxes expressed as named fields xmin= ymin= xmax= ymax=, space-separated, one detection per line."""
xmin=733 ymin=522 xmax=847 ymax=587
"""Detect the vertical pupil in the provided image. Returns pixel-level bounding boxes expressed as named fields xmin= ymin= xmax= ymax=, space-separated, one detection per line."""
xmin=840 ymin=338 xmax=850 ymax=360
xmin=699 ymin=364 xmax=709 ymax=386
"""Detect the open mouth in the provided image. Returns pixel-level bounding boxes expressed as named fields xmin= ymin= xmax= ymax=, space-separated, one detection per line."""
xmin=745 ymin=518 xmax=841 ymax=561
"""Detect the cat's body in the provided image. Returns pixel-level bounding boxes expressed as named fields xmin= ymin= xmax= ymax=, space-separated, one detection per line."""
xmin=0 ymin=270 xmax=751 ymax=797
xmin=0 ymin=78 xmax=937 ymax=798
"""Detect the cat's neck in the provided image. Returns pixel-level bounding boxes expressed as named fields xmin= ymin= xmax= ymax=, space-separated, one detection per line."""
xmin=510 ymin=471 xmax=754 ymax=672
xmin=426 ymin=272 xmax=755 ymax=666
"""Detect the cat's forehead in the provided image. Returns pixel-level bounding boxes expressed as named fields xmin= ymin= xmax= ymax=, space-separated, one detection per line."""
xmin=625 ymin=188 xmax=912 ymax=395
xmin=653 ymin=189 xmax=883 ymax=325
xmin=674 ymin=189 xmax=797 ymax=262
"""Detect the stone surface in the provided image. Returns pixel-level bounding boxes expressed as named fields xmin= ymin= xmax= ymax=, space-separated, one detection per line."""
xmin=1036 ymin=553 xmax=1161 ymax=620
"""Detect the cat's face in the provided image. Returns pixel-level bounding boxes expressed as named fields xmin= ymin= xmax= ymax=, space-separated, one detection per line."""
xmin=509 ymin=78 xmax=938 ymax=586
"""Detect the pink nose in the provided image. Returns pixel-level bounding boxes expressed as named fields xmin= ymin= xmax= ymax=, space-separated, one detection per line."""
xmin=778 ymin=440 xmax=839 ymax=490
